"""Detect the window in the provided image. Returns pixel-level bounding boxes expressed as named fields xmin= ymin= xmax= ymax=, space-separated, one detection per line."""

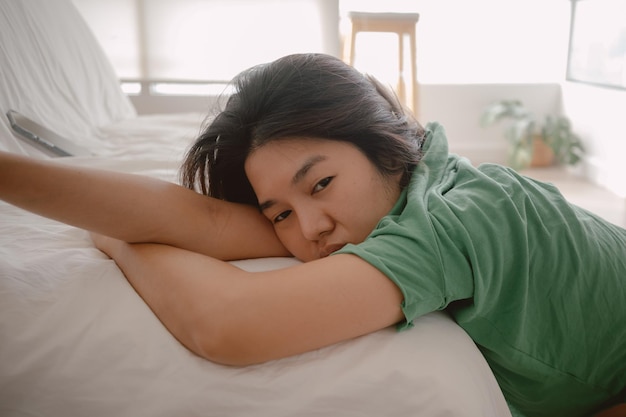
xmin=74 ymin=0 xmax=570 ymax=92
xmin=73 ymin=0 xmax=339 ymax=93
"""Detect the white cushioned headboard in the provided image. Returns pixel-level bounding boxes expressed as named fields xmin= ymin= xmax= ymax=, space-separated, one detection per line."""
xmin=0 ymin=0 xmax=136 ymax=156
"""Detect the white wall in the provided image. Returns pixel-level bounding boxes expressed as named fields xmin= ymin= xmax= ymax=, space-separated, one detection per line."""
xmin=419 ymin=83 xmax=562 ymax=166
xmin=562 ymin=83 xmax=626 ymax=197
xmin=419 ymin=79 xmax=626 ymax=200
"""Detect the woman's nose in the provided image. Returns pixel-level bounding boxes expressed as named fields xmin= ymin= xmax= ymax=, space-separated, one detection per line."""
xmin=298 ymin=208 xmax=333 ymax=241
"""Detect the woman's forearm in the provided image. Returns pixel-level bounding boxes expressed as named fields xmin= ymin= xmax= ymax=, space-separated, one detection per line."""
xmin=0 ymin=151 xmax=288 ymax=260
xmin=96 ymin=235 xmax=403 ymax=366
xmin=0 ymin=151 xmax=179 ymax=237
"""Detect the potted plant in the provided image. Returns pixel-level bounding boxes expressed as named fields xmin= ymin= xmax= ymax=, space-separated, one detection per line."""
xmin=480 ymin=100 xmax=585 ymax=170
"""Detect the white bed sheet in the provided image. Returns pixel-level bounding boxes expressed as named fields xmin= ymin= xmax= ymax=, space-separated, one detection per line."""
xmin=0 ymin=0 xmax=511 ymax=415
xmin=0 ymin=115 xmax=511 ymax=417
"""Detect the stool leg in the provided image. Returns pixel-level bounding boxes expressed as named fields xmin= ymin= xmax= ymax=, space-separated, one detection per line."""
xmin=409 ymin=27 xmax=418 ymax=116
xmin=341 ymin=19 xmax=356 ymax=64
xmin=348 ymin=27 xmax=357 ymax=65
xmin=397 ymin=32 xmax=406 ymax=106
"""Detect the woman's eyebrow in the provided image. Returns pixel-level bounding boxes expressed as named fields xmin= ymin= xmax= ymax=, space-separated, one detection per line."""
xmin=259 ymin=200 xmax=276 ymax=213
xmin=258 ymin=155 xmax=327 ymax=213
xmin=292 ymin=155 xmax=326 ymax=185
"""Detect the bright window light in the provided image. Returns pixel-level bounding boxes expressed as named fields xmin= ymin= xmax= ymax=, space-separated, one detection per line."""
xmin=150 ymin=82 xmax=233 ymax=97
xmin=73 ymin=0 xmax=333 ymax=83
xmin=120 ymin=82 xmax=142 ymax=95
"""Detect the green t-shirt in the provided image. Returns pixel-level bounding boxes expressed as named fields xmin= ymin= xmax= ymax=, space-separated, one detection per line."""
xmin=337 ymin=122 xmax=626 ymax=417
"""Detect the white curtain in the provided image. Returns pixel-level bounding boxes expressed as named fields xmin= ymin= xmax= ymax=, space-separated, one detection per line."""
xmin=72 ymin=0 xmax=339 ymax=82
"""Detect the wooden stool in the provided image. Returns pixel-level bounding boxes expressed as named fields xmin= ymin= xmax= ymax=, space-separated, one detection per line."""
xmin=343 ymin=12 xmax=420 ymax=116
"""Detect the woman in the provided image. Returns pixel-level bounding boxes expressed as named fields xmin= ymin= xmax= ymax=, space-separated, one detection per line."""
xmin=0 ymin=54 xmax=624 ymax=417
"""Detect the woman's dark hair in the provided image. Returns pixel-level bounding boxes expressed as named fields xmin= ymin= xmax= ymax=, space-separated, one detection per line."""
xmin=180 ymin=53 xmax=425 ymax=206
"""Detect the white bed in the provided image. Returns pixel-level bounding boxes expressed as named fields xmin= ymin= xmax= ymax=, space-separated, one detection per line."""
xmin=0 ymin=1 xmax=512 ymax=416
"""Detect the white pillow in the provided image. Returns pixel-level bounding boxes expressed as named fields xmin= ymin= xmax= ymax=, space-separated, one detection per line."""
xmin=0 ymin=0 xmax=135 ymax=155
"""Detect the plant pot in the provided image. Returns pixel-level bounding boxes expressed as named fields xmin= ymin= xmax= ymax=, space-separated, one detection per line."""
xmin=530 ymin=136 xmax=554 ymax=167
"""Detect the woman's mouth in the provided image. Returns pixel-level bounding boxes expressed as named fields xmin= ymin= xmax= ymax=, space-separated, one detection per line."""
xmin=319 ymin=243 xmax=345 ymax=258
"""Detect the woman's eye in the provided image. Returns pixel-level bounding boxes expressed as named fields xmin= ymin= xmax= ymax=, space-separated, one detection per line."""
xmin=312 ymin=177 xmax=333 ymax=194
xmin=273 ymin=210 xmax=292 ymax=224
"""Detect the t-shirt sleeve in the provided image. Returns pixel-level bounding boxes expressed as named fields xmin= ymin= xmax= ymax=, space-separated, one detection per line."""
xmin=338 ymin=214 xmax=474 ymax=330
xmin=336 ymin=122 xmax=475 ymax=329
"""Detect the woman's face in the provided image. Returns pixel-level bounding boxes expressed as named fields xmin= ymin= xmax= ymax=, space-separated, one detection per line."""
xmin=244 ymin=138 xmax=402 ymax=261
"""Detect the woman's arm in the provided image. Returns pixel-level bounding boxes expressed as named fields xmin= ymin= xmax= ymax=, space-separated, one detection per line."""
xmin=94 ymin=234 xmax=404 ymax=366
xmin=0 ymin=151 xmax=288 ymax=260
